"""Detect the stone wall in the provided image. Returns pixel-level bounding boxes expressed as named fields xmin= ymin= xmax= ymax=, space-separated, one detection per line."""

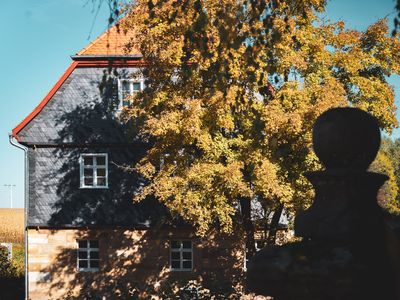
xmin=28 ymin=227 xmax=245 ymax=299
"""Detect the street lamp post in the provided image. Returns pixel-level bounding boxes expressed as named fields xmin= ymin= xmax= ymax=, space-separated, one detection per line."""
xmin=3 ymin=184 xmax=16 ymax=208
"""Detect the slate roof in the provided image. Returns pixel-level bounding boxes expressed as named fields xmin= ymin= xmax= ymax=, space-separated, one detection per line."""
xmin=12 ymin=21 xmax=172 ymax=228
xmin=16 ymin=67 xmax=138 ymax=144
xmin=15 ymin=66 xmax=171 ymax=227
xmin=77 ymin=19 xmax=141 ymax=56
xmin=27 ymin=147 xmax=170 ymax=227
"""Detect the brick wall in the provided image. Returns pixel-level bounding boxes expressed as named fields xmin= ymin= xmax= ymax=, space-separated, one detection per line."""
xmin=27 ymin=227 xmax=245 ymax=299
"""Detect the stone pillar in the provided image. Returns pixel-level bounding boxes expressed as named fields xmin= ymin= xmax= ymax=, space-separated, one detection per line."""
xmin=247 ymin=108 xmax=397 ymax=300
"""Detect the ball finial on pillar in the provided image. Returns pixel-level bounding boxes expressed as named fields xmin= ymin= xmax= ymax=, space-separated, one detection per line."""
xmin=312 ymin=107 xmax=381 ymax=170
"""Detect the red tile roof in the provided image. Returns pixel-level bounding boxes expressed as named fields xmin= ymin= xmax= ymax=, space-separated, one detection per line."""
xmin=77 ymin=21 xmax=140 ymax=56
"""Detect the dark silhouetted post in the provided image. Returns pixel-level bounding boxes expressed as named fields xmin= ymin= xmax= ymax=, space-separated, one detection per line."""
xmin=247 ymin=107 xmax=397 ymax=300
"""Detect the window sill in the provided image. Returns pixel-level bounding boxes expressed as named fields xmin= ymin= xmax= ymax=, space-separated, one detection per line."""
xmin=78 ymin=268 xmax=100 ymax=272
xmin=79 ymin=186 xmax=109 ymax=189
xmin=116 ymin=107 xmax=132 ymax=113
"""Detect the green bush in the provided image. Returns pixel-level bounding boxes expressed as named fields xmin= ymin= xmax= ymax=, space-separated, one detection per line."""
xmin=11 ymin=243 xmax=25 ymax=277
xmin=0 ymin=244 xmax=24 ymax=299
xmin=0 ymin=245 xmax=17 ymax=278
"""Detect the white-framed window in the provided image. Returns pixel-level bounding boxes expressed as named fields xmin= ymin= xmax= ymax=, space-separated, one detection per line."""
xmin=170 ymin=240 xmax=193 ymax=271
xmin=79 ymin=154 xmax=108 ymax=188
xmin=118 ymin=78 xmax=144 ymax=108
xmin=77 ymin=240 xmax=99 ymax=272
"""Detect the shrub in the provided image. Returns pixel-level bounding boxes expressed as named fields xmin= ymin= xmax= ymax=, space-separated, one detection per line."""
xmin=0 ymin=245 xmax=17 ymax=278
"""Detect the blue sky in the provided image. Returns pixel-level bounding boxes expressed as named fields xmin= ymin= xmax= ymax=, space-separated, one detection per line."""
xmin=0 ymin=0 xmax=399 ymax=208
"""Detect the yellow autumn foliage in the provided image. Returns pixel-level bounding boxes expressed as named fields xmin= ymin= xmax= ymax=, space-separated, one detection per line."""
xmin=120 ymin=0 xmax=400 ymax=235
xmin=370 ymin=151 xmax=400 ymax=214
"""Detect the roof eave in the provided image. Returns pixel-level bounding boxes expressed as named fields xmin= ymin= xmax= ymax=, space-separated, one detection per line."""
xmin=12 ymin=61 xmax=79 ymax=140
xmin=71 ymin=54 xmax=143 ymax=61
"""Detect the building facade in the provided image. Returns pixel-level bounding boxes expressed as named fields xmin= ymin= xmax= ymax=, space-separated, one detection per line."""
xmin=11 ymin=24 xmax=245 ymax=300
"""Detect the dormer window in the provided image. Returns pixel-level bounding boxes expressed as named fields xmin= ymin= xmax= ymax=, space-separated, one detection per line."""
xmin=79 ymin=154 xmax=108 ymax=188
xmin=118 ymin=79 xmax=143 ymax=108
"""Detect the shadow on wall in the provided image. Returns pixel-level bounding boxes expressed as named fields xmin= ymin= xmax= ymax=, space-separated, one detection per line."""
xmin=54 ymin=68 xmax=138 ymax=144
xmin=45 ymin=67 xmax=167 ymax=227
xmin=31 ymin=68 xmax=245 ymax=298
xmin=37 ymin=228 xmax=245 ymax=299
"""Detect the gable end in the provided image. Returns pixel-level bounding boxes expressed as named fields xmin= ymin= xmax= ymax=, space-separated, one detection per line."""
xmin=12 ymin=61 xmax=79 ymax=141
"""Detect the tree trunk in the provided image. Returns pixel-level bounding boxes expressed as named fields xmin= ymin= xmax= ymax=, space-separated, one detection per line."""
xmin=239 ymin=197 xmax=256 ymax=258
xmin=267 ymin=203 xmax=284 ymax=245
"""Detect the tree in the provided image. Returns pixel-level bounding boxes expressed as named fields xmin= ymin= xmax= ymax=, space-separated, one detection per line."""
xmin=381 ymin=138 xmax=400 ymax=188
xmin=118 ymin=1 xmax=400 ymax=252
xmin=371 ymin=137 xmax=400 ymax=213
xmin=370 ymin=150 xmax=399 ymax=213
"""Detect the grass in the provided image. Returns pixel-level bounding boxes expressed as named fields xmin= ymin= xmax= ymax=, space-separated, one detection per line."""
xmin=0 ymin=209 xmax=24 ymax=244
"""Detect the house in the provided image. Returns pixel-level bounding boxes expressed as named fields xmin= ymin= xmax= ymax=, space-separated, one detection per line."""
xmin=10 ymin=22 xmax=245 ymax=299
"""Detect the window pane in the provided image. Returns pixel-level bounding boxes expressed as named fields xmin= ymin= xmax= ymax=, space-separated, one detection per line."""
xmin=78 ymin=251 xmax=87 ymax=259
xmin=90 ymin=260 xmax=99 ymax=268
xmin=171 ymin=261 xmax=180 ymax=269
xmin=97 ymin=168 xmax=106 ymax=177
xmin=122 ymin=81 xmax=131 ymax=98
xmin=78 ymin=240 xmax=87 ymax=249
xmin=79 ymin=260 xmax=88 ymax=268
xmin=132 ymin=82 xmax=141 ymax=91
xmin=83 ymin=157 xmax=93 ymax=166
xmin=182 ymin=261 xmax=192 ymax=269
xmin=84 ymin=169 xmax=93 ymax=177
xmin=90 ymin=251 xmax=99 ymax=259
xmin=182 ymin=241 xmax=191 ymax=249
xmin=97 ymin=177 xmax=106 ymax=186
xmin=96 ymin=156 xmax=106 ymax=166
xmin=171 ymin=241 xmax=180 ymax=249
xmin=122 ymin=100 xmax=131 ymax=107
xmin=89 ymin=240 xmax=99 ymax=248
xmin=122 ymin=81 xmax=130 ymax=91
xmin=171 ymin=252 xmax=180 ymax=260
xmin=84 ymin=177 xmax=93 ymax=186
xmin=182 ymin=252 xmax=192 ymax=260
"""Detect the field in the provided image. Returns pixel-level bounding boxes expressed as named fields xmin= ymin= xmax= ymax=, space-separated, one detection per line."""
xmin=0 ymin=208 xmax=24 ymax=243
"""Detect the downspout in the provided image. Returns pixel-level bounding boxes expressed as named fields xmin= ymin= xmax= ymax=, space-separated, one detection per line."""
xmin=9 ymin=134 xmax=28 ymax=300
